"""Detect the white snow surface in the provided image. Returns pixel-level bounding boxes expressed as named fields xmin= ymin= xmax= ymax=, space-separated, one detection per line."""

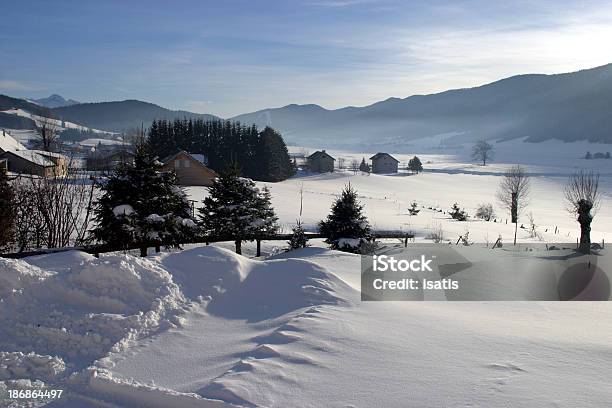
xmin=2 ymin=140 xmax=612 ymax=406
xmin=2 ymin=245 xmax=612 ymax=407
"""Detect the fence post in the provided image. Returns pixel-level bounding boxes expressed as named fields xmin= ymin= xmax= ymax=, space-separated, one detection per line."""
xmin=155 ymin=244 xmax=161 ymax=253
xmin=140 ymin=246 xmax=147 ymax=257
xmin=256 ymin=239 xmax=261 ymax=257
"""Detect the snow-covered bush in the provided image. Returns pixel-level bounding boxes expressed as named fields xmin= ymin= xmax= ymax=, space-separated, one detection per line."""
xmin=426 ymin=222 xmax=445 ymax=243
xmin=475 ymin=203 xmax=495 ymax=221
xmin=318 ymin=183 xmax=371 ymax=253
xmin=91 ymin=144 xmax=197 ymax=254
xmin=450 ymin=203 xmax=468 ymax=221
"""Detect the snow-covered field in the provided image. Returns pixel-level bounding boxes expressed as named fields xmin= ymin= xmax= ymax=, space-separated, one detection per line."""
xmin=2 ymin=245 xmax=612 ymax=407
xmin=187 ymin=140 xmax=612 ymax=246
xmin=2 ymin=140 xmax=612 ymax=407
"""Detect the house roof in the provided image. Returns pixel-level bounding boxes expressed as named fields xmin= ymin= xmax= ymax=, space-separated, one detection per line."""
xmin=162 ymin=150 xmax=217 ymax=175
xmin=1 ymin=150 xmax=55 ymax=167
xmin=29 ymin=150 xmax=67 ymax=159
xmin=308 ymin=150 xmax=335 ymax=161
xmin=370 ymin=152 xmax=399 ymax=162
xmin=0 ymin=129 xmax=27 ymax=152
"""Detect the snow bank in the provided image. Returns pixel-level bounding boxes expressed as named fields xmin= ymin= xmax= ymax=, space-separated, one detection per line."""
xmin=0 ymin=352 xmax=65 ymax=382
xmin=162 ymin=246 xmax=354 ymax=321
xmin=81 ymin=368 xmax=238 ymax=408
xmin=0 ymin=253 xmax=188 ymax=381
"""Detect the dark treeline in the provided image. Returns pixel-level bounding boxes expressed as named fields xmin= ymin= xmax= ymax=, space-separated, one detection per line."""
xmin=148 ymin=119 xmax=295 ymax=182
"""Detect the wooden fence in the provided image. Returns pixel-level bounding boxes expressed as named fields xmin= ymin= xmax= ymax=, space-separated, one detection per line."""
xmin=0 ymin=231 xmax=415 ymax=259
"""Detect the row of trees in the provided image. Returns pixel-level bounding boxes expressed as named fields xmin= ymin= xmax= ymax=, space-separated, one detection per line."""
xmin=89 ymin=143 xmax=372 ymax=255
xmin=148 ymin=119 xmax=295 ymax=182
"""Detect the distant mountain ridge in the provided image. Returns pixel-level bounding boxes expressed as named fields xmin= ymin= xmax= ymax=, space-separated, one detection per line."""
xmin=50 ymin=100 xmax=219 ymax=132
xmin=231 ymin=63 xmax=612 ymax=148
xmin=31 ymin=94 xmax=80 ymax=108
xmin=2 ymin=63 xmax=612 ymax=147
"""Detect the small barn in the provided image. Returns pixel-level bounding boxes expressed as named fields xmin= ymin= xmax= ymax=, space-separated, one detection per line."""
xmin=370 ymin=152 xmax=399 ymax=174
xmin=161 ymin=150 xmax=217 ymax=186
xmin=307 ymin=150 xmax=335 ymax=173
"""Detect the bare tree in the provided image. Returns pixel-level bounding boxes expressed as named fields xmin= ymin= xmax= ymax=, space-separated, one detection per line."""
xmin=564 ymin=171 xmax=600 ymax=253
xmin=497 ymin=165 xmax=530 ymax=245
xmin=472 ymin=139 xmax=494 ymax=166
xmin=350 ymin=159 xmax=360 ymax=174
xmin=337 ymin=157 xmax=346 ymax=170
xmin=11 ymin=170 xmax=95 ymax=251
xmin=36 ymin=115 xmax=61 ymax=152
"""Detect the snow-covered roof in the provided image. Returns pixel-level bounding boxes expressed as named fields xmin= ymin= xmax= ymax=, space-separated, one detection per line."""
xmin=162 ymin=150 xmax=211 ymax=167
xmin=308 ymin=150 xmax=335 ymax=161
xmin=29 ymin=149 xmax=67 ymax=159
xmin=190 ymin=153 xmax=208 ymax=165
xmin=370 ymin=152 xmax=399 ymax=162
xmin=0 ymin=129 xmax=27 ymax=152
xmin=4 ymin=150 xmax=55 ymax=167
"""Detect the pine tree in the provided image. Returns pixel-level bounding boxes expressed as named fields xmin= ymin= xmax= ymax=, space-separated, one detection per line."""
xmin=199 ymin=168 xmax=278 ymax=254
xmin=359 ymin=158 xmax=370 ymax=173
xmin=287 ymin=220 xmax=309 ymax=250
xmin=319 ymin=183 xmax=371 ymax=252
xmin=408 ymin=156 xmax=423 ymax=174
xmin=450 ymin=203 xmax=468 ymax=221
xmin=0 ymin=169 xmax=16 ymax=250
xmin=256 ymin=127 xmax=295 ymax=182
xmin=252 ymin=186 xmax=279 ymax=256
xmin=408 ymin=201 xmax=420 ymax=216
xmin=91 ymin=143 xmax=197 ymax=255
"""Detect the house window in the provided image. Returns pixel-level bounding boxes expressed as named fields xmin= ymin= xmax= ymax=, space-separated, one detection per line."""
xmin=183 ymin=159 xmax=190 ymax=168
xmin=174 ymin=160 xmax=181 ymax=169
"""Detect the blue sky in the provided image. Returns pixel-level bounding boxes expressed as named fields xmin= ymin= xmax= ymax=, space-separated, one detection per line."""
xmin=2 ymin=0 xmax=612 ymax=117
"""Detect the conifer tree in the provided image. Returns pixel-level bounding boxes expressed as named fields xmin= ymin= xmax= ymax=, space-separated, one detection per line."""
xmin=253 ymin=186 xmax=279 ymax=236
xmin=408 ymin=156 xmax=423 ymax=174
xmin=256 ymin=127 xmax=295 ymax=182
xmin=408 ymin=201 xmax=420 ymax=216
xmin=319 ymin=183 xmax=371 ymax=252
xmin=91 ymin=143 xmax=196 ymax=256
xmin=287 ymin=220 xmax=309 ymax=250
xmin=450 ymin=203 xmax=468 ymax=221
xmin=199 ymin=168 xmax=278 ymax=254
xmin=359 ymin=158 xmax=370 ymax=173
xmin=0 ymin=169 xmax=15 ymax=250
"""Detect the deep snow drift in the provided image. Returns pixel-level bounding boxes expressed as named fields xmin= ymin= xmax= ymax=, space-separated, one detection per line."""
xmin=2 ymin=246 xmax=612 ymax=407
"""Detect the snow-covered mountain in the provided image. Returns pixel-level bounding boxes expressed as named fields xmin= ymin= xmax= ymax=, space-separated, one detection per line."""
xmin=31 ymin=94 xmax=80 ymax=108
